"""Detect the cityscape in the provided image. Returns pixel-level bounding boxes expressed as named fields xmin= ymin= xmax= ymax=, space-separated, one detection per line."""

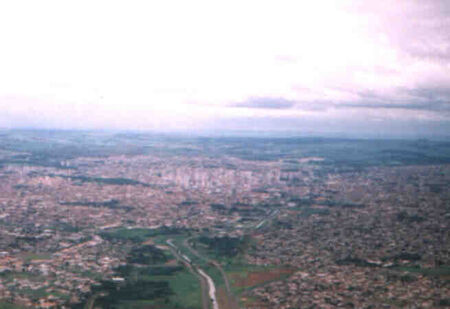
xmin=0 ymin=131 xmax=448 ymax=308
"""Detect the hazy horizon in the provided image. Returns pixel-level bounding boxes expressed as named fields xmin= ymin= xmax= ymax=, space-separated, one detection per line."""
xmin=2 ymin=127 xmax=450 ymax=141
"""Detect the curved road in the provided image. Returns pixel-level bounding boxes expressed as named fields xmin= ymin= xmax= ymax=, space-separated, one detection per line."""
xmin=184 ymin=238 xmax=240 ymax=309
xmin=167 ymin=239 xmax=217 ymax=309
xmin=198 ymin=268 xmax=219 ymax=309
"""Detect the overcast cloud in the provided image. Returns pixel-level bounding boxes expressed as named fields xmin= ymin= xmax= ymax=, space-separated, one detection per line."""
xmin=0 ymin=0 xmax=449 ymax=137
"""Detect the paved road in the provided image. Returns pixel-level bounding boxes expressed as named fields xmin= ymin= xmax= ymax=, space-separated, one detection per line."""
xmin=198 ymin=268 xmax=219 ymax=309
xmin=254 ymin=209 xmax=279 ymax=230
xmin=167 ymin=239 xmax=213 ymax=309
xmin=184 ymin=238 xmax=240 ymax=309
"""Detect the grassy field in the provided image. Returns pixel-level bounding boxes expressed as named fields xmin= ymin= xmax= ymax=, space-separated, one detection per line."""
xmin=0 ymin=302 xmax=27 ymax=309
xmin=0 ymin=271 xmax=45 ymax=282
xmin=20 ymin=252 xmax=52 ymax=263
xmin=396 ymin=266 xmax=450 ymax=278
xmin=112 ymin=268 xmax=202 ymax=309
xmin=89 ymin=235 xmax=202 ymax=309
xmin=166 ymin=270 xmax=202 ymax=308
xmin=100 ymin=226 xmax=186 ymax=243
xmin=225 ymin=264 xmax=296 ymax=294
xmin=94 ymin=228 xmax=297 ymax=308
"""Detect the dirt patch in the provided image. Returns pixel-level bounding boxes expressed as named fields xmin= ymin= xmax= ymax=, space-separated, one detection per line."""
xmin=217 ymin=287 xmax=232 ymax=309
xmin=232 ymin=268 xmax=295 ymax=288
xmin=155 ymin=244 xmax=169 ymax=250
xmin=142 ymin=239 xmax=155 ymax=245
xmin=217 ymin=287 xmax=240 ymax=309
xmin=164 ymin=259 xmax=178 ymax=266
xmin=241 ymin=297 xmax=270 ymax=309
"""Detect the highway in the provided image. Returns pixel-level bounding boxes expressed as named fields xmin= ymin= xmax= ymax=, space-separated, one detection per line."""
xmin=184 ymin=237 xmax=240 ymax=309
xmin=167 ymin=239 xmax=218 ymax=309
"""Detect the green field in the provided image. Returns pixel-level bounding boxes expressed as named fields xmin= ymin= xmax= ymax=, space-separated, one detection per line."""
xmin=111 ymin=269 xmax=201 ymax=309
xmin=396 ymin=266 xmax=450 ymax=277
xmin=87 ymin=231 xmax=202 ymax=309
xmin=21 ymin=252 xmax=52 ymax=263
xmin=99 ymin=226 xmax=186 ymax=243
xmin=0 ymin=302 xmax=27 ymax=309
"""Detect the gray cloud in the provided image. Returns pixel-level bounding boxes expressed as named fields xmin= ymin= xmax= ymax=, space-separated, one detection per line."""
xmin=407 ymin=87 xmax=450 ymax=101
xmin=338 ymin=102 xmax=450 ymax=112
xmin=231 ymin=97 xmax=296 ymax=109
xmin=230 ymin=86 xmax=450 ymax=113
xmin=325 ymin=86 xmax=450 ymax=112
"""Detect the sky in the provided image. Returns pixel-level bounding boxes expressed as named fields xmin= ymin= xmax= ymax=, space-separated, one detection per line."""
xmin=0 ymin=0 xmax=449 ymax=138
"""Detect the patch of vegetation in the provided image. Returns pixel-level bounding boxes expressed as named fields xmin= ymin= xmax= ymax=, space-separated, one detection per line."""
xmin=17 ymin=287 xmax=52 ymax=301
xmin=22 ymin=252 xmax=52 ymax=263
xmin=59 ymin=199 xmax=132 ymax=211
xmin=317 ymin=200 xmax=365 ymax=208
xmin=271 ymin=219 xmax=293 ymax=230
xmin=392 ymin=252 xmax=422 ymax=261
xmin=280 ymin=167 xmax=301 ymax=172
xmin=288 ymin=197 xmax=314 ymax=207
xmin=210 ymin=203 xmax=227 ymax=212
xmin=395 ymin=265 xmax=450 ymax=277
xmin=93 ymin=280 xmax=173 ymax=307
xmin=427 ymin=183 xmax=446 ymax=193
xmin=115 ymin=265 xmax=183 ymax=277
xmin=52 ymin=222 xmax=81 ymax=233
xmin=0 ymin=301 xmax=27 ymax=309
xmin=288 ymin=197 xmax=364 ymax=210
xmin=100 ymin=226 xmax=185 ymax=243
xmin=298 ymin=207 xmax=331 ymax=217
xmin=229 ymin=203 xmax=266 ymax=216
xmin=13 ymin=184 xmax=29 ymax=190
xmin=179 ymin=200 xmax=198 ymax=206
xmin=396 ymin=211 xmax=426 ymax=223
xmin=197 ymin=235 xmax=246 ymax=258
xmin=336 ymin=257 xmax=380 ymax=267
xmin=50 ymin=174 xmax=149 ymax=186
xmin=166 ymin=270 xmax=202 ymax=309
xmin=385 ymin=272 xmax=418 ymax=283
xmin=87 ymin=254 xmax=200 ymax=309
xmin=127 ymin=245 xmax=168 ymax=265
xmin=80 ymin=270 xmax=104 ymax=281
